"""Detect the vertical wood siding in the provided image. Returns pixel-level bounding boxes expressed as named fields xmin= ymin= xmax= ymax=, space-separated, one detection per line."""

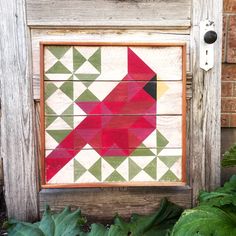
xmin=0 ymin=0 xmax=39 ymax=221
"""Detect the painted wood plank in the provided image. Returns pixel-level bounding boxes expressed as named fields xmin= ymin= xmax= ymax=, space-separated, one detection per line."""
xmin=44 ymin=81 xmax=182 ymax=116
xmin=33 ymin=73 xmax=193 ymax=100
xmin=31 ymin=29 xmax=191 ymax=78
xmin=26 ymin=0 xmax=191 ymax=28
xmin=190 ymin=0 xmax=222 ymax=204
xmin=44 ymin=147 xmax=182 ymax=184
xmin=0 ymin=0 xmax=38 ymax=220
xmin=39 ymin=186 xmax=192 ymax=222
xmin=44 ymin=115 xmax=182 ymax=149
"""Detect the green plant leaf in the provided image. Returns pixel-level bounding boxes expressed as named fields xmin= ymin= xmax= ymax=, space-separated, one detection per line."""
xmin=113 ymin=198 xmax=183 ymax=236
xmin=7 ymin=206 xmax=86 ymax=236
xmin=222 ymin=144 xmax=236 ymax=167
xmin=171 ymin=206 xmax=236 ymax=236
xmin=199 ymin=175 xmax=236 ymax=207
xmin=79 ymin=223 xmax=109 ymax=236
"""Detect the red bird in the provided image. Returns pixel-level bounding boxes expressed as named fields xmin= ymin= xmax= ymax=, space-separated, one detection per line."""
xmin=46 ymin=48 xmax=157 ymax=181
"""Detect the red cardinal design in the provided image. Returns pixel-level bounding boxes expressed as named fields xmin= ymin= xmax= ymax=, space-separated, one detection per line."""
xmin=46 ymin=48 xmax=157 ymax=181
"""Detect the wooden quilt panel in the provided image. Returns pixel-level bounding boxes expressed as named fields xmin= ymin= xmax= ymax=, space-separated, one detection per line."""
xmin=41 ymin=43 xmax=186 ymax=186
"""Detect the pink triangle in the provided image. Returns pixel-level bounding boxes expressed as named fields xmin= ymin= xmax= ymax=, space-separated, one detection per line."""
xmin=102 ymin=144 xmax=128 ymax=156
xmin=129 ymin=128 xmax=155 ymax=143
xmin=76 ymin=101 xmax=100 ymax=114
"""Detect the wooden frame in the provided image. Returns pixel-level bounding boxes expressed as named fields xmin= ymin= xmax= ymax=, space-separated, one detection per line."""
xmin=40 ymin=42 xmax=187 ymax=188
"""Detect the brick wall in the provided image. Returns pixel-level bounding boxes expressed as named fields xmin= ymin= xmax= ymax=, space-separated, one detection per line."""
xmin=222 ymin=0 xmax=236 ymax=127
xmin=221 ymin=0 xmax=236 ymax=183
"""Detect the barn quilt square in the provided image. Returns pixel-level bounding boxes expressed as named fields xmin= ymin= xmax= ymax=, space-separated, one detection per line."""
xmin=41 ymin=43 xmax=186 ymax=186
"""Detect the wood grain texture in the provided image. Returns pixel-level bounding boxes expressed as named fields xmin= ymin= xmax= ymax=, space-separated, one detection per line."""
xmin=190 ymin=0 xmax=222 ymax=204
xmin=0 ymin=159 xmax=3 ymax=187
xmin=26 ymin=0 xmax=191 ymax=28
xmin=31 ymin=29 xmax=191 ymax=79
xmin=0 ymin=0 xmax=39 ymax=220
xmin=39 ymin=186 xmax=192 ymax=222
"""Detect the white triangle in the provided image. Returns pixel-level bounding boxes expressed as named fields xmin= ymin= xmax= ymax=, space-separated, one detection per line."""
xmin=73 ymin=116 xmax=86 ymax=128
xmin=102 ymin=159 xmax=115 ymax=181
xmin=143 ymin=130 xmax=156 ymax=148
xmin=73 ymin=81 xmax=87 ymax=101
xmin=130 ymin=156 xmax=155 ymax=169
xmin=156 ymin=157 xmax=169 ymax=181
xmin=48 ymin=159 xmax=74 ymax=184
xmin=75 ymin=61 xmax=99 ymax=74
xmin=73 ymin=103 xmax=86 ymax=116
xmin=116 ymin=159 xmax=129 ymax=181
xmin=75 ymin=171 xmax=99 ymax=183
xmin=45 ymin=132 xmax=59 ymax=149
xmin=75 ymin=148 xmax=100 ymax=169
xmin=88 ymin=81 xmax=119 ymax=101
xmin=131 ymin=170 xmax=154 ymax=182
xmin=44 ymin=49 xmax=58 ymax=72
xmin=170 ymin=158 xmax=182 ymax=180
xmin=45 ymin=74 xmax=72 ymax=81
xmin=60 ymin=47 xmax=73 ymax=72
xmin=46 ymin=89 xmax=73 ymax=115
xmin=74 ymin=46 xmax=99 ymax=60
xmin=46 ymin=117 xmax=72 ymax=130
xmin=45 ymin=149 xmax=53 ymax=157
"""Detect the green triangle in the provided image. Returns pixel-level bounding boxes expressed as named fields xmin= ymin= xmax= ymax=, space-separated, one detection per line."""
xmin=143 ymin=158 xmax=156 ymax=179
xmin=105 ymin=170 xmax=125 ymax=182
xmin=73 ymin=48 xmax=86 ymax=72
xmin=89 ymin=159 xmax=101 ymax=181
xmin=88 ymin=48 xmax=101 ymax=73
xmin=159 ymin=156 xmax=180 ymax=168
xmin=131 ymin=144 xmax=155 ymax=156
xmin=129 ymin=159 xmax=142 ymax=180
xmin=47 ymin=46 xmax=71 ymax=59
xmin=74 ymin=159 xmax=87 ymax=181
xmin=44 ymin=75 xmax=50 ymax=80
xmin=60 ymin=82 xmax=73 ymax=100
xmin=62 ymin=104 xmax=73 ymax=116
xmin=156 ymin=130 xmax=169 ymax=155
xmin=45 ymin=83 xmax=57 ymax=99
xmin=45 ymin=104 xmax=56 ymax=115
xmin=77 ymin=89 xmax=99 ymax=101
xmin=62 ymin=116 xmax=74 ymax=128
xmin=75 ymin=74 xmax=99 ymax=87
xmin=46 ymin=61 xmax=71 ymax=74
xmin=45 ymin=116 xmax=57 ymax=128
xmin=160 ymin=170 xmax=179 ymax=182
xmin=47 ymin=130 xmax=71 ymax=143
xmin=103 ymin=156 xmax=127 ymax=169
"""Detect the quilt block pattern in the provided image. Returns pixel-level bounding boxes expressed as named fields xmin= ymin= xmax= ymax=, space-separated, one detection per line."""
xmin=42 ymin=44 xmax=185 ymax=185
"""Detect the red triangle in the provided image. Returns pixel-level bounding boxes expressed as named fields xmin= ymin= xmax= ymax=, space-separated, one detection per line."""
xmin=128 ymin=48 xmax=156 ymax=81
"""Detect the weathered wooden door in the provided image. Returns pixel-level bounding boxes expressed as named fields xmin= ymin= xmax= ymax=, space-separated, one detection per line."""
xmin=1 ymin=0 xmax=222 ymax=221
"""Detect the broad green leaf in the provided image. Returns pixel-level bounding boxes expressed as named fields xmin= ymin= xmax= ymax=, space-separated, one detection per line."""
xmin=199 ymin=175 xmax=236 ymax=207
xmin=171 ymin=206 xmax=236 ymax=236
xmin=113 ymin=198 xmax=183 ymax=236
xmin=7 ymin=206 xmax=85 ymax=236
xmin=79 ymin=223 xmax=109 ymax=236
xmin=7 ymin=221 xmax=45 ymax=236
xmin=222 ymin=144 xmax=236 ymax=167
